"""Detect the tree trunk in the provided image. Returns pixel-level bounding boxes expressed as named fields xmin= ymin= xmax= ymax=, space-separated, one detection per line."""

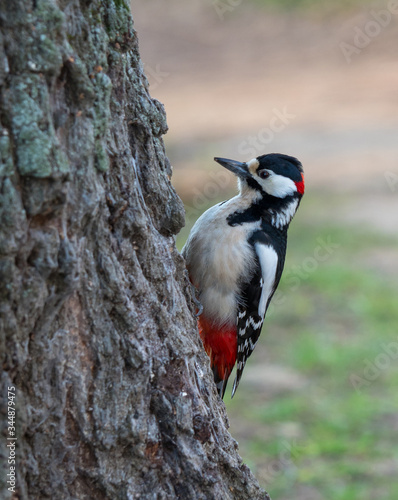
xmin=0 ymin=1 xmax=269 ymax=498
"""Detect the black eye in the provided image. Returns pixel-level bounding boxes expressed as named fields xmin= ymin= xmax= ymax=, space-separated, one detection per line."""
xmin=258 ymin=170 xmax=270 ymax=179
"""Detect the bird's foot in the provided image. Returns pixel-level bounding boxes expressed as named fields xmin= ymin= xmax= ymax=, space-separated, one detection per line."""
xmin=190 ymin=283 xmax=203 ymax=317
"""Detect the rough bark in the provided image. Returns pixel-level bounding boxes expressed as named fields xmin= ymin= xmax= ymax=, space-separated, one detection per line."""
xmin=0 ymin=1 xmax=269 ymax=499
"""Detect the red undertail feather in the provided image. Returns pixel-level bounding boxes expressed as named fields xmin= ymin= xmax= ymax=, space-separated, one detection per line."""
xmin=197 ymin=315 xmax=237 ymax=398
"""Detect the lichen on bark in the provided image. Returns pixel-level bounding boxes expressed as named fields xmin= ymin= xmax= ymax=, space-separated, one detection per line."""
xmin=0 ymin=1 xmax=269 ymax=499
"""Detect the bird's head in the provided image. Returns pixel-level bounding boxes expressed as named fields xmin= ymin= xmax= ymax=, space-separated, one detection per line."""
xmin=214 ymin=153 xmax=305 ymax=199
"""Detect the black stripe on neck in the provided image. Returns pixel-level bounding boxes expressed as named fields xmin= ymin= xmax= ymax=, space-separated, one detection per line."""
xmin=227 ymin=193 xmax=298 ymax=227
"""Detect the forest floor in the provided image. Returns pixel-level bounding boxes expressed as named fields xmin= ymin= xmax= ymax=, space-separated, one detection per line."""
xmin=134 ymin=2 xmax=398 ymax=498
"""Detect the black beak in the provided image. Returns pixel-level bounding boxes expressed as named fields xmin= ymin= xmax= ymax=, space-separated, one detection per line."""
xmin=214 ymin=157 xmax=250 ymax=180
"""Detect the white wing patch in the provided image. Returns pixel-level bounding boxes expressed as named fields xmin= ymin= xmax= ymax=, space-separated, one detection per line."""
xmin=231 ymin=242 xmax=279 ymax=398
xmin=255 ymin=243 xmax=279 ymax=318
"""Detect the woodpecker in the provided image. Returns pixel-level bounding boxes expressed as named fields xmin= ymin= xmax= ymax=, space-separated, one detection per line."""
xmin=182 ymin=153 xmax=304 ymax=398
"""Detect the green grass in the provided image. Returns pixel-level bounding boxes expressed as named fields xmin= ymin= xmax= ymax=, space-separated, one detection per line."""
xmin=178 ymin=191 xmax=398 ymax=500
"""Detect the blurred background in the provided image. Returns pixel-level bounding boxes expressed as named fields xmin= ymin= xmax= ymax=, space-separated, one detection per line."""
xmin=133 ymin=1 xmax=398 ymax=498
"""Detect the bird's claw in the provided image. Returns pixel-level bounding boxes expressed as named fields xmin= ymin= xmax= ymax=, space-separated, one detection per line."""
xmin=190 ymin=283 xmax=203 ymax=317
xmin=194 ymin=300 xmax=203 ymax=318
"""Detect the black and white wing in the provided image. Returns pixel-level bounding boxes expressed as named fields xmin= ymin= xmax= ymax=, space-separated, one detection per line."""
xmin=231 ymin=238 xmax=280 ymax=397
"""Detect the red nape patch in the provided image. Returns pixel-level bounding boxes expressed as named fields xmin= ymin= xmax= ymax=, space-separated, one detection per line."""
xmin=198 ymin=315 xmax=237 ymax=381
xmin=295 ymin=173 xmax=305 ymax=195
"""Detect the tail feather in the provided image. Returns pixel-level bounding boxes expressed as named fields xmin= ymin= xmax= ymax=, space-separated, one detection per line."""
xmin=231 ymin=374 xmax=240 ymax=398
xmin=212 ymin=365 xmax=229 ymax=399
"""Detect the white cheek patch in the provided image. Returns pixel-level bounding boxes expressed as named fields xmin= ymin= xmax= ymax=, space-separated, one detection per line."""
xmin=264 ymin=173 xmax=297 ymax=198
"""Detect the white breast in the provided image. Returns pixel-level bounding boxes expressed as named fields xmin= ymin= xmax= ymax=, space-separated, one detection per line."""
xmin=183 ymin=193 xmax=261 ymax=326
